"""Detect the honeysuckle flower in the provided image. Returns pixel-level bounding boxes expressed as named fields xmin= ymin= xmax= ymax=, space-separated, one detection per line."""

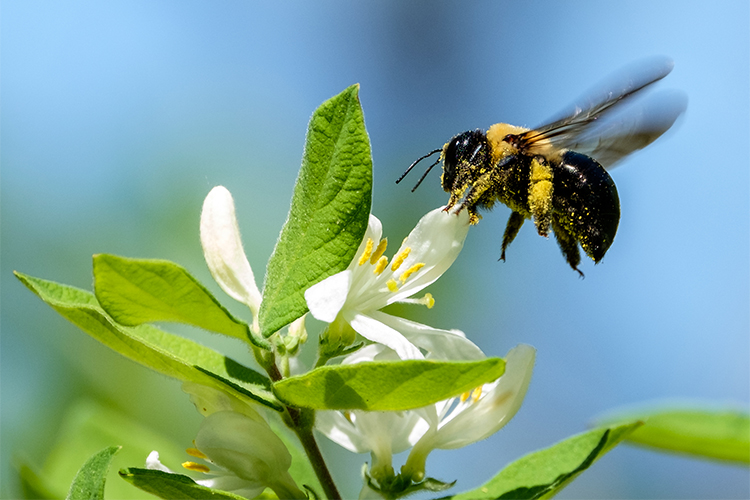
xmin=200 ymin=185 xmax=263 ymax=333
xmin=315 ymin=345 xmax=429 ymax=483
xmin=316 ymin=343 xmax=535 ymax=497
xmin=147 ymin=383 xmax=306 ymax=499
xmin=304 ymin=207 xmax=475 ymax=360
xmin=401 ymin=344 xmax=536 ymax=481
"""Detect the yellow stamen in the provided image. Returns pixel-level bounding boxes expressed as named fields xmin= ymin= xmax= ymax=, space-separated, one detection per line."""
xmin=390 ymin=247 xmax=411 ymax=271
xmin=358 ymin=238 xmax=374 ymax=266
xmin=423 ymin=293 xmax=435 ymax=309
xmin=186 ymin=447 xmax=207 ymax=459
xmin=373 ymin=255 xmax=389 ymax=275
xmin=460 ymin=386 xmax=483 ymax=403
xmin=369 ymin=238 xmax=388 ymax=264
xmin=399 ymin=262 xmax=425 ymax=283
xmin=471 ymin=386 xmax=483 ymax=402
xmin=386 ymin=279 xmax=399 ymax=292
xmin=182 ymin=461 xmax=210 ymax=473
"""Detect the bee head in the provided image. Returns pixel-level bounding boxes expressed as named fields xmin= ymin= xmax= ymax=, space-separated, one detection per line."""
xmin=441 ymin=130 xmax=488 ymax=192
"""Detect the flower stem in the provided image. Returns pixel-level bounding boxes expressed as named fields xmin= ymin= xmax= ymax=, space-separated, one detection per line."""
xmin=263 ymin=352 xmax=341 ymax=499
xmin=290 ymin=411 xmax=342 ymax=500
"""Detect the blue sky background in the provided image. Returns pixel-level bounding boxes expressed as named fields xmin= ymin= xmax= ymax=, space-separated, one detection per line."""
xmin=2 ymin=1 xmax=748 ymax=498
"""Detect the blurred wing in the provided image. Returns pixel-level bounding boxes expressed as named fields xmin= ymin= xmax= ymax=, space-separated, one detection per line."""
xmin=511 ymin=56 xmax=683 ymax=164
xmin=563 ymin=89 xmax=687 ymax=168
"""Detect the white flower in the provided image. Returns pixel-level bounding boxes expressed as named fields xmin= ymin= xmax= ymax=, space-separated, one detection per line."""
xmin=200 ymin=185 xmax=263 ymax=333
xmin=147 ymin=383 xmax=305 ymax=499
xmin=402 ymin=344 xmax=536 ymax=481
xmin=316 ymin=343 xmax=535 ymax=493
xmin=304 ymin=207 xmax=477 ymax=360
xmin=315 ymin=345 xmax=429 ymax=483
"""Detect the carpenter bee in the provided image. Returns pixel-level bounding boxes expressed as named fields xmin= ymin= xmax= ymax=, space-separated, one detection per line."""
xmin=397 ymin=57 xmax=686 ymax=276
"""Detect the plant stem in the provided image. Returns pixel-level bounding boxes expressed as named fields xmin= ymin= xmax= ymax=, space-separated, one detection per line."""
xmin=263 ymin=352 xmax=341 ymax=499
xmin=290 ymin=410 xmax=342 ymax=500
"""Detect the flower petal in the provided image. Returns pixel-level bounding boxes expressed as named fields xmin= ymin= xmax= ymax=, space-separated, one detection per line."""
xmin=145 ymin=451 xmax=173 ymax=473
xmin=304 ymin=270 xmax=352 ymax=323
xmin=182 ymin=382 xmax=266 ymax=423
xmin=432 ymin=344 xmax=536 ymax=449
xmin=371 ymin=311 xmax=485 ymax=361
xmin=195 ymin=411 xmax=305 ymax=499
xmin=387 ymin=207 xmax=470 ymax=304
xmin=200 ymin=186 xmax=262 ymax=317
xmin=346 ymin=311 xmax=423 ymax=360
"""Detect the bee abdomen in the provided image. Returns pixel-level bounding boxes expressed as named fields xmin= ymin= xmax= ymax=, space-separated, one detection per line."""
xmin=552 ymin=151 xmax=620 ymax=262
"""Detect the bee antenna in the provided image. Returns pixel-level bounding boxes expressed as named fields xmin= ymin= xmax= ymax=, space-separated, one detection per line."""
xmin=396 ymin=148 xmax=442 ymax=185
xmin=410 ymin=156 xmax=442 ymax=192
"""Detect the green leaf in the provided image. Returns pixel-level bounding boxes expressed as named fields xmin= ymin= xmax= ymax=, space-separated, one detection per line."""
xmin=447 ymin=422 xmax=642 ymax=500
xmin=259 ymin=84 xmax=373 ymax=337
xmin=93 ymin=254 xmax=269 ymax=349
xmin=15 ymin=272 xmax=282 ymax=412
xmin=119 ymin=468 xmax=248 ymax=500
xmin=597 ymin=405 xmax=750 ymax=464
xmin=66 ymin=446 xmax=120 ymax=500
xmin=273 ymin=358 xmax=505 ymax=411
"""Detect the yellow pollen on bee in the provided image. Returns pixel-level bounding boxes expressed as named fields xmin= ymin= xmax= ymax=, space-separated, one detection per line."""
xmin=186 ymin=447 xmax=207 ymax=459
xmin=182 ymin=461 xmax=211 ymax=473
xmin=358 ymin=238 xmax=374 ymax=266
xmin=370 ymin=238 xmax=388 ymax=264
xmin=390 ymin=247 xmax=412 ymax=271
xmin=386 ymin=279 xmax=399 ymax=292
xmin=373 ymin=256 xmax=389 ymax=275
xmin=399 ymin=262 xmax=425 ymax=283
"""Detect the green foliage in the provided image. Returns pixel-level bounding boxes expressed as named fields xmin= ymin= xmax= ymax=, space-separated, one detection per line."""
xmin=93 ymin=254 xmax=268 ymax=348
xmin=447 ymin=422 xmax=642 ymax=500
xmin=273 ymin=358 xmax=505 ymax=411
xmin=15 ymin=272 xmax=282 ymax=412
xmin=14 ymin=400 xmax=187 ymax=500
xmin=120 ymin=469 xmax=248 ymax=500
xmin=598 ymin=406 xmax=750 ymax=464
xmin=259 ymin=84 xmax=373 ymax=337
xmin=65 ymin=446 xmax=121 ymax=500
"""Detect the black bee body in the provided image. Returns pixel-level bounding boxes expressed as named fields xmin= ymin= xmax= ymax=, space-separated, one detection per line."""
xmin=442 ymin=127 xmax=619 ymax=275
xmin=397 ymin=57 xmax=686 ymax=276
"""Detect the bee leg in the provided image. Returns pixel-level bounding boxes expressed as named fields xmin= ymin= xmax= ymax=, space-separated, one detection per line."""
xmin=551 ymin=216 xmax=584 ymax=278
xmin=528 ymin=156 xmax=553 ymax=237
xmin=500 ymin=211 xmax=525 ymax=261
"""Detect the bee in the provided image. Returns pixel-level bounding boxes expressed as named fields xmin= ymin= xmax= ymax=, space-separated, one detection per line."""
xmin=397 ymin=57 xmax=686 ymax=276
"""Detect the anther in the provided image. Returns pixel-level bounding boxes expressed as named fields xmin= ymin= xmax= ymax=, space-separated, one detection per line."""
xmin=391 ymin=247 xmax=412 ymax=271
xmin=399 ymin=262 xmax=425 ymax=283
xmin=373 ymin=256 xmax=389 ymax=275
xmin=182 ymin=461 xmax=211 ymax=473
xmin=186 ymin=447 xmax=207 ymax=460
xmin=386 ymin=279 xmax=399 ymax=292
xmin=358 ymin=238 xmax=374 ymax=266
xmin=370 ymin=238 xmax=388 ymax=264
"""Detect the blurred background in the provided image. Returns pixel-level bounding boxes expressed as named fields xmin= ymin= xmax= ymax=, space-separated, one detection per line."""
xmin=2 ymin=1 xmax=748 ymax=498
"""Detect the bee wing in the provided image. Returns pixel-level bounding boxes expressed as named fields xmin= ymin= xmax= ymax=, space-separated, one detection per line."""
xmin=513 ymin=56 xmax=684 ymax=165
xmin=561 ymin=89 xmax=687 ymax=168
